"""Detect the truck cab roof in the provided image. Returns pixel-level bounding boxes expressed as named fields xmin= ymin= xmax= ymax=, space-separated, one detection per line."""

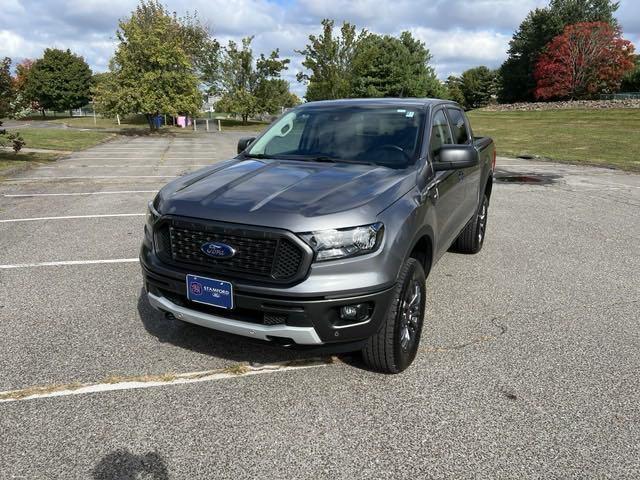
xmin=299 ymin=98 xmax=459 ymax=110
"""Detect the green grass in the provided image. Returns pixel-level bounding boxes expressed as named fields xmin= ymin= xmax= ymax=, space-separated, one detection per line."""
xmin=47 ymin=115 xmax=148 ymax=130
xmin=0 ymin=151 xmax=61 ymax=175
xmin=215 ymin=118 xmax=269 ymax=131
xmin=15 ymin=113 xmax=269 ymax=133
xmin=18 ymin=129 xmax=113 ymax=151
xmin=467 ymin=109 xmax=640 ymax=171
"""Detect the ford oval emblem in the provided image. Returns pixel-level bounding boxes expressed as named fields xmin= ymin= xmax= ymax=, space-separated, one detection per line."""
xmin=200 ymin=242 xmax=236 ymax=259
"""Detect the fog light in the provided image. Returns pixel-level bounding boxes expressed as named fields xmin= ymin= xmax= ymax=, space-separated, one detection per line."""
xmin=339 ymin=303 xmax=371 ymax=323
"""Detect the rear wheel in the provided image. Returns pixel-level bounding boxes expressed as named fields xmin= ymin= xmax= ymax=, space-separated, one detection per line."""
xmin=453 ymin=193 xmax=489 ymax=254
xmin=361 ymin=258 xmax=426 ymax=373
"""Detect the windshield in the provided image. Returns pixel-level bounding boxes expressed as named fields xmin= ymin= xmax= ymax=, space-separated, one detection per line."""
xmin=247 ymin=106 xmax=425 ymax=168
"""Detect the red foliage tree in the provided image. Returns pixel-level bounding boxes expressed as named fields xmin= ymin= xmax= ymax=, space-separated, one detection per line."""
xmin=534 ymin=22 xmax=635 ymax=100
xmin=13 ymin=59 xmax=34 ymax=91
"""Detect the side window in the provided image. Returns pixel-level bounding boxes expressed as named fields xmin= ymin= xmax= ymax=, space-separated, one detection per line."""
xmin=446 ymin=108 xmax=470 ymax=144
xmin=254 ymin=112 xmax=308 ymax=156
xmin=428 ymin=110 xmax=453 ymax=161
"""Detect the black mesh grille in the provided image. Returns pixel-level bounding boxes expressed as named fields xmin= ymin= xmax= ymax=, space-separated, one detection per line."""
xmin=263 ymin=313 xmax=287 ymax=325
xmin=155 ymin=227 xmax=172 ymax=259
xmin=154 ymin=220 xmax=306 ymax=282
xmin=170 ymin=226 xmax=277 ymax=276
xmin=272 ymin=239 xmax=304 ymax=279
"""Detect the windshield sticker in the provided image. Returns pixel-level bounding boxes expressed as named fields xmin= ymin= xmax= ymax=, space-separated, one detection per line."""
xmin=406 ymin=111 xmax=415 ymax=118
xmin=396 ymin=109 xmax=406 ymax=113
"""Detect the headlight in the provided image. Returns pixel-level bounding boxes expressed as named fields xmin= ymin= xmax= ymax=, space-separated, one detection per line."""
xmin=300 ymin=223 xmax=384 ymax=261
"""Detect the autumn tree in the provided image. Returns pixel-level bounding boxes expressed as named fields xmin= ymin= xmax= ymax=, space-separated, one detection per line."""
xmin=534 ymin=22 xmax=635 ymax=100
xmin=0 ymin=57 xmax=25 ymax=152
xmin=499 ymin=0 xmax=620 ymax=102
xmin=620 ymin=55 xmax=640 ymax=92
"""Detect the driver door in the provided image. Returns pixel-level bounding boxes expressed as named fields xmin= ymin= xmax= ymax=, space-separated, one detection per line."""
xmin=426 ymin=108 xmax=467 ymax=255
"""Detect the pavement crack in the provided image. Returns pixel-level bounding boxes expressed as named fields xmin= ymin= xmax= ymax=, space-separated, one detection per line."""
xmin=423 ymin=316 xmax=507 ymax=353
xmin=0 ymin=357 xmax=334 ymax=403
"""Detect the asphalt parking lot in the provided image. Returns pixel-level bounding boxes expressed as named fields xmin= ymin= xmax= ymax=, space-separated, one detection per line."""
xmin=1 ymin=132 xmax=639 ymax=479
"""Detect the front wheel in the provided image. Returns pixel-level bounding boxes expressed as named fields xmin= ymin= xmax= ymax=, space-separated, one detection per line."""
xmin=453 ymin=193 xmax=489 ymax=254
xmin=361 ymin=258 xmax=426 ymax=373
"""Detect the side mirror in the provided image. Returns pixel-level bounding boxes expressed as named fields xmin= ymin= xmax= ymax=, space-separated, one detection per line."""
xmin=433 ymin=145 xmax=478 ymax=171
xmin=237 ymin=137 xmax=256 ymax=154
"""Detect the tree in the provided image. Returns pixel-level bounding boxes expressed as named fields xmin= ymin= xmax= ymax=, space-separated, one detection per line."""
xmin=499 ymin=8 xmax=564 ymax=103
xmin=445 ymin=75 xmax=465 ymax=105
xmin=296 ymin=19 xmax=367 ymax=101
xmin=350 ymin=31 xmax=445 ymax=98
xmin=255 ymin=78 xmax=300 ymax=114
xmin=12 ymin=59 xmax=38 ymax=114
xmin=549 ymin=0 xmax=619 ymax=26
xmin=0 ymin=57 xmax=13 ymax=118
xmin=94 ymin=0 xmax=202 ymax=129
xmin=177 ymin=11 xmax=221 ymax=93
xmin=217 ymin=37 xmax=291 ymax=123
xmin=620 ymin=55 xmax=640 ymax=92
xmin=25 ymin=48 xmax=92 ymax=116
xmin=534 ymin=22 xmax=635 ymax=100
xmin=499 ymin=0 xmax=620 ymax=102
xmin=459 ymin=66 xmax=498 ymax=109
xmin=0 ymin=57 xmax=25 ymax=153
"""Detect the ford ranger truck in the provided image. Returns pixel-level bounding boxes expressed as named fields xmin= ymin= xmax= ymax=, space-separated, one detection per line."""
xmin=141 ymin=98 xmax=495 ymax=373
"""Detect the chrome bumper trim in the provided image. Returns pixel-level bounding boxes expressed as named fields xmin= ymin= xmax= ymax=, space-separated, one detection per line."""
xmin=147 ymin=292 xmax=323 ymax=345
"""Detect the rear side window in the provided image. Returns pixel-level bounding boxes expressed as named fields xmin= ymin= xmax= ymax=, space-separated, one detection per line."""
xmin=429 ymin=110 xmax=453 ymax=161
xmin=447 ymin=108 xmax=470 ymax=144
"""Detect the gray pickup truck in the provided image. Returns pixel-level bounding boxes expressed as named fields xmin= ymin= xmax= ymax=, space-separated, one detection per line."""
xmin=141 ymin=98 xmax=495 ymax=373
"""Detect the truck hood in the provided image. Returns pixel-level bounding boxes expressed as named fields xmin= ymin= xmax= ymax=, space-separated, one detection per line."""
xmin=156 ymin=158 xmax=416 ymax=232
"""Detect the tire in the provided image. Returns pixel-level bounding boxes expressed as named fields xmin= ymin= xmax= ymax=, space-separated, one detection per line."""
xmin=361 ymin=258 xmax=426 ymax=374
xmin=453 ymin=193 xmax=489 ymax=254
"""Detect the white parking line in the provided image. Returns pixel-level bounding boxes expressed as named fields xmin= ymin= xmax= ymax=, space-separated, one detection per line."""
xmin=5 ymin=175 xmax=176 ymax=181
xmin=37 ymin=165 xmax=209 ymax=169
xmin=0 ymin=359 xmax=332 ymax=403
xmin=4 ymin=190 xmax=156 ymax=197
xmin=0 ymin=213 xmax=145 ymax=223
xmin=65 ymin=157 xmax=218 ymax=161
xmin=0 ymin=258 xmax=139 ymax=269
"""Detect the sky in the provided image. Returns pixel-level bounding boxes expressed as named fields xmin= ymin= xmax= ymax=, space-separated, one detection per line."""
xmin=1 ymin=0 xmax=638 ymax=97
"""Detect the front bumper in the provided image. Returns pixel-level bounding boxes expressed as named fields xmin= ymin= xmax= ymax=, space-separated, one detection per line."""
xmin=147 ymin=292 xmax=324 ymax=344
xmin=141 ymin=243 xmax=395 ymax=346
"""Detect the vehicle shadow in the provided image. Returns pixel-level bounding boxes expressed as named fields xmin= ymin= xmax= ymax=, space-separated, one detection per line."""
xmin=137 ymin=288 xmax=317 ymax=365
xmin=92 ymin=450 xmax=168 ymax=480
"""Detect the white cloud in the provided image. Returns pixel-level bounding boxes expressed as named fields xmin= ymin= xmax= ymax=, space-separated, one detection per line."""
xmin=411 ymin=27 xmax=511 ymax=65
xmin=0 ymin=30 xmax=29 ymax=58
xmin=0 ymin=0 xmax=637 ymax=98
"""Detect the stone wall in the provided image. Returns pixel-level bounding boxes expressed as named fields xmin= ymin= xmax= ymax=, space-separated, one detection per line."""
xmin=482 ymin=100 xmax=640 ymax=111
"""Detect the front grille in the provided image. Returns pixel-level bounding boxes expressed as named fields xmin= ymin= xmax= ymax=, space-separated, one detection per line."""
xmin=154 ymin=219 xmax=308 ymax=282
xmin=171 ymin=226 xmax=277 ymax=276
xmin=263 ymin=313 xmax=287 ymax=325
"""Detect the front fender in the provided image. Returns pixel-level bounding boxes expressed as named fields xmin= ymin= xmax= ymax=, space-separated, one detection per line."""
xmin=377 ymin=188 xmax=437 ymax=282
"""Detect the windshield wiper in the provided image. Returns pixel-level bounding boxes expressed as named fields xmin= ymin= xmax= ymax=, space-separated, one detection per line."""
xmin=304 ymin=156 xmax=379 ymax=166
xmin=308 ymin=155 xmax=338 ymax=163
xmin=242 ymin=153 xmax=276 ymax=159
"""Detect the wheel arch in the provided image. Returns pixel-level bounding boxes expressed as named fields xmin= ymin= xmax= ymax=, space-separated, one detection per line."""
xmin=407 ymin=229 xmax=434 ymax=278
xmin=485 ymin=175 xmax=493 ymax=201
